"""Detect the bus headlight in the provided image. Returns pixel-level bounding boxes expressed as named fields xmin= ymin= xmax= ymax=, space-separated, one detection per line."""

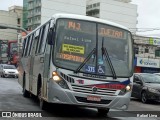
xmin=119 ymin=84 xmax=132 ymax=95
xmin=53 ymin=76 xmax=60 ymax=81
xmin=52 ymin=71 xmax=69 ymax=89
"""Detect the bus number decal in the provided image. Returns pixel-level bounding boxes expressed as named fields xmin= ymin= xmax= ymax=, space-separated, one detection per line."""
xmin=85 ymin=65 xmax=96 ymax=73
xmin=62 ymin=44 xmax=84 ymax=54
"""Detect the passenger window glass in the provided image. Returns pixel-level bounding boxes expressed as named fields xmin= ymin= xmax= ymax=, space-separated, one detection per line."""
xmin=22 ymin=38 xmax=27 ymax=57
xmin=28 ymin=34 xmax=34 ymax=56
xmin=24 ymin=36 xmax=31 ymax=56
xmin=39 ymin=23 xmax=50 ymax=53
xmin=35 ymin=29 xmax=40 ymax=54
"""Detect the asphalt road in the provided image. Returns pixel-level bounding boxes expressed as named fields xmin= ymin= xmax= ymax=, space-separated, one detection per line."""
xmin=0 ymin=77 xmax=160 ymax=120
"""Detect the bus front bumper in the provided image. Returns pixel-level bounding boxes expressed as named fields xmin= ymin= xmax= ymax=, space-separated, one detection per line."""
xmin=47 ymin=80 xmax=131 ymax=110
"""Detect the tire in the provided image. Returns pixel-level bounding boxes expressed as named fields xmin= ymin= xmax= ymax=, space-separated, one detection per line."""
xmin=141 ymin=91 xmax=148 ymax=103
xmin=97 ymin=108 xmax=110 ymax=116
xmin=40 ymin=99 xmax=48 ymax=110
xmin=37 ymin=78 xmax=48 ymax=110
xmin=22 ymin=74 xmax=30 ymax=98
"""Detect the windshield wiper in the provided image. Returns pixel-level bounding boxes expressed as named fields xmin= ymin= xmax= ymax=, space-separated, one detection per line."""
xmin=74 ymin=48 xmax=96 ymax=73
xmin=102 ymin=37 xmax=117 ymax=79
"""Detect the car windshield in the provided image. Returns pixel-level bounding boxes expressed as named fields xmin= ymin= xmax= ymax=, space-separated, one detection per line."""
xmin=141 ymin=74 xmax=160 ymax=83
xmin=53 ymin=19 xmax=133 ymax=77
xmin=4 ymin=65 xmax=16 ymax=69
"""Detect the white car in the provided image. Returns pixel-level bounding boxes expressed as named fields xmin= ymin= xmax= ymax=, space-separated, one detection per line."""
xmin=0 ymin=64 xmax=19 ymax=78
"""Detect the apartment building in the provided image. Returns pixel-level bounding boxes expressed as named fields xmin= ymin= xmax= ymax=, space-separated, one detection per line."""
xmin=23 ymin=0 xmax=86 ymax=30
xmin=86 ymin=0 xmax=137 ymax=33
xmin=134 ymin=35 xmax=160 ymax=73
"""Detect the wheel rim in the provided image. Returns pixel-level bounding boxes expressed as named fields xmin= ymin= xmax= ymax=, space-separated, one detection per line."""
xmin=142 ymin=92 xmax=147 ymax=103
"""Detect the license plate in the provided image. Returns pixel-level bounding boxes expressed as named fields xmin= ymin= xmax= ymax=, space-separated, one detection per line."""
xmin=87 ymin=96 xmax=101 ymax=101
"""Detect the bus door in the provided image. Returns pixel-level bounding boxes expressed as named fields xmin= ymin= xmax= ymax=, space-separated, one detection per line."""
xmin=29 ymin=30 xmax=39 ymax=93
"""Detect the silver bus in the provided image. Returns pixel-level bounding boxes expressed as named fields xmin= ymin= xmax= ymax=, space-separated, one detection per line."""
xmin=18 ymin=13 xmax=134 ymax=115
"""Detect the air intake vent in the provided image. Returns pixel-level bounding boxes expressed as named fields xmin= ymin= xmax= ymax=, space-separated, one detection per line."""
xmin=60 ymin=72 xmax=75 ymax=83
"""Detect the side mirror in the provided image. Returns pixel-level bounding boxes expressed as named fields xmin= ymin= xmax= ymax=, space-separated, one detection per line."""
xmin=47 ymin=27 xmax=55 ymax=45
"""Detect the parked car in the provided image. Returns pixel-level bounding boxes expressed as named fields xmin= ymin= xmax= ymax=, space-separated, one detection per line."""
xmin=0 ymin=64 xmax=19 ymax=78
xmin=131 ymin=73 xmax=160 ymax=103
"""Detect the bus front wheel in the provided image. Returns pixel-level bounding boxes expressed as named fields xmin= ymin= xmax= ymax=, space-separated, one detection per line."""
xmin=38 ymin=83 xmax=48 ymax=110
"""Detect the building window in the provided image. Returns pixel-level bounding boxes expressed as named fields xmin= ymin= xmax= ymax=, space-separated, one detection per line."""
xmin=155 ymin=50 xmax=160 ymax=57
xmin=134 ymin=47 xmax=139 ymax=54
xmin=93 ymin=3 xmax=97 ymax=7
xmin=145 ymin=48 xmax=149 ymax=53
xmin=17 ymin=18 xmax=21 ymax=24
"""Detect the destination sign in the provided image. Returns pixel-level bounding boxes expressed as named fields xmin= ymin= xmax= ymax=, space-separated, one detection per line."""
xmin=99 ymin=27 xmax=124 ymax=39
xmin=68 ymin=21 xmax=81 ymax=31
xmin=66 ymin=20 xmax=126 ymax=39
xmin=57 ymin=53 xmax=85 ymax=62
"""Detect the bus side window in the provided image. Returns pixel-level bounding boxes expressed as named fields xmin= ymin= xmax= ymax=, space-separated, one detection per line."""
xmin=28 ymin=34 xmax=35 ymax=56
xmin=35 ymin=29 xmax=41 ymax=54
xmin=22 ymin=38 xmax=27 ymax=57
xmin=24 ymin=36 xmax=31 ymax=57
xmin=38 ymin=23 xmax=50 ymax=54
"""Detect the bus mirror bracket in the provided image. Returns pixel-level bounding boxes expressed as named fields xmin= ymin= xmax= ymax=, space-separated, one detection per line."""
xmin=47 ymin=27 xmax=55 ymax=45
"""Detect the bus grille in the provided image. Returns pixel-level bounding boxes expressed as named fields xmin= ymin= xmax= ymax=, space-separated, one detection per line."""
xmin=75 ymin=96 xmax=111 ymax=104
xmin=71 ymin=84 xmax=117 ymax=96
xmin=60 ymin=72 xmax=75 ymax=83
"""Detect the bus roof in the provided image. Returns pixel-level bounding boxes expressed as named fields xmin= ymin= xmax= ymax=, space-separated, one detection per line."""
xmin=52 ymin=13 xmax=129 ymax=31
xmin=25 ymin=13 xmax=130 ymax=38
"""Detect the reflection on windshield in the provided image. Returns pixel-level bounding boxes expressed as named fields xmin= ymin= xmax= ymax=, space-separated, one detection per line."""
xmin=54 ymin=19 xmax=133 ymax=77
xmin=4 ymin=66 xmax=16 ymax=69
xmin=142 ymin=74 xmax=160 ymax=83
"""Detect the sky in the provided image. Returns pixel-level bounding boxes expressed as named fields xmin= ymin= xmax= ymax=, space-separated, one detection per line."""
xmin=0 ymin=0 xmax=160 ymax=37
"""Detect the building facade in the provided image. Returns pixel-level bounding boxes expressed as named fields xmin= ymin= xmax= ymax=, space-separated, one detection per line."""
xmin=134 ymin=35 xmax=160 ymax=73
xmin=24 ymin=0 xmax=86 ymax=30
xmin=86 ymin=0 xmax=137 ymax=33
xmin=0 ymin=6 xmax=23 ymax=63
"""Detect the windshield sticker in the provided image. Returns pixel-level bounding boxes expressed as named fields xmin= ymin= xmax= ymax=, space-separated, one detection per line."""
xmin=62 ymin=44 xmax=84 ymax=54
xmin=97 ymin=65 xmax=105 ymax=74
xmin=57 ymin=53 xmax=85 ymax=62
xmin=98 ymin=58 xmax=104 ymax=64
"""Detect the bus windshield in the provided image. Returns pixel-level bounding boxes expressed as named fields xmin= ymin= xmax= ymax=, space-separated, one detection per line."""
xmin=54 ymin=19 xmax=133 ymax=77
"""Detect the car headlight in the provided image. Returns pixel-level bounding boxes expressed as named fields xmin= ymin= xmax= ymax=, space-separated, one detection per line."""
xmin=148 ymin=88 xmax=159 ymax=93
xmin=3 ymin=71 xmax=7 ymax=73
xmin=119 ymin=84 xmax=132 ymax=95
xmin=52 ymin=71 xmax=69 ymax=89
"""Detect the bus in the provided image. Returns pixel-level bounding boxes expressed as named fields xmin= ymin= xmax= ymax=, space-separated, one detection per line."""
xmin=8 ymin=40 xmax=19 ymax=67
xmin=18 ymin=13 xmax=134 ymax=114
